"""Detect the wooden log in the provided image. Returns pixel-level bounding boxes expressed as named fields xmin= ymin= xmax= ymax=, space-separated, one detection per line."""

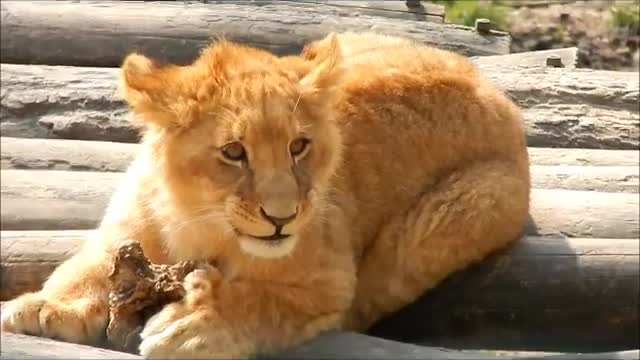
xmin=2 ymin=169 xmax=638 ymax=237
xmin=3 ymin=333 xmax=638 ymax=360
xmin=2 ymin=138 xmax=639 ymax=193
xmin=0 ymin=170 xmax=120 ymax=231
xmin=527 ymin=147 xmax=640 ymax=167
xmin=0 ymin=230 xmax=89 ymax=300
xmin=0 ymin=333 xmax=142 ymax=359
xmin=2 ymin=64 xmax=637 ymax=149
xmin=471 ymin=47 xmax=578 ymax=70
xmin=295 ymin=1 xmax=445 ymax=22
xmin=530 ymin=165 xmax=639 ymax=193
xmin=0 ymin=137 xmax=138 ymax=172
xmin=0 ymin=1 xmax=508 ymax=69
xmin=2 ymin=231 xmax=638 ymax=352
xmin=367 ymin=235 xmax=640 ymax=352
xmin=3 ymin=137 xmax=638 ymax=172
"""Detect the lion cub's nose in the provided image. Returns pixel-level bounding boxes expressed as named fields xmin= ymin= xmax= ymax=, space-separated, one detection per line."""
xmin=260 ymin=207 xmax=297 ymax=227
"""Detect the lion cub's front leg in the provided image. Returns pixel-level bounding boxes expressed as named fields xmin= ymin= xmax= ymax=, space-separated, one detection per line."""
xmin=139 ymin=265 xmax=354 ymax=359
xmin=1 ymin=245 xmax=112 ymax=344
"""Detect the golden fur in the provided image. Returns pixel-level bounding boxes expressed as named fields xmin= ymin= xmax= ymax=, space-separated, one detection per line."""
xmin=1 ymin=32 xmax=530 ymax=358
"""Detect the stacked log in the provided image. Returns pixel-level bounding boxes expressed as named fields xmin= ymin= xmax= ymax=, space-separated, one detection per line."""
xmin=0 ymin=1 xmax=638 ymax=358
xmin=2 ymin=61 xmax=637 ymax=149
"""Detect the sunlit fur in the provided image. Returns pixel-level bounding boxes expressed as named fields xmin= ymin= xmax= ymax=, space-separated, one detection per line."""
xmin=1 ymin=32 xmax=530 ymax=359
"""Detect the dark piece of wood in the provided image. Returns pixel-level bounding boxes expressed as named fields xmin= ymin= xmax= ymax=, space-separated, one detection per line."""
xmin=1 ymin=232 xmax=638 ymax=353
xmin=4 ymin=137 xmax=638 ymax=172
xmin=2 ymin=64 xmax=636 ymax=150
xmin=0 ymin=1 xmax=508 ymax=68
xmin=106 ymin=240 xmax=205 ymax=353
xmin=3 ymin=333 xmax=638 ymax=360
xmin=2 ymin=169 xmax=638 ymax=237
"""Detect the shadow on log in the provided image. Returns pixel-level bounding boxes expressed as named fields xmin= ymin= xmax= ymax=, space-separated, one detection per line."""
xmin=0 ymin=1 xmax=508 ymax=68
xmin=2 ymin=62 xmax=637 ymax=149
xmin=1 ymin=231 xmax=638 ymax=352
xmin=2 ymin=332 xmax=638 ymax=360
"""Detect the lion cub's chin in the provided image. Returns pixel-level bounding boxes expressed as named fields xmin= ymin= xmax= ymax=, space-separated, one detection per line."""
xmin=238 ymin=235 xmax=299 ymax=259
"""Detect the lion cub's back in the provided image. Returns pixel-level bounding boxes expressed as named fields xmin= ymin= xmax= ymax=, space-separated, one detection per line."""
xmin=332 ymin=36 xmax=528 ymax=236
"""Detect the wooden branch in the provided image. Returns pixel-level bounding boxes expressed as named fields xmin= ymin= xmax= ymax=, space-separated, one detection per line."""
xmin=3 ymin=332 xmax=638 ymax=360
xmin=3 ymin=137 xmax=638 ymax=173
xmin=0 ymin=0 xmax=508 ymax=69
xmin=2 ymin=232 xmax=638 ymax=352
xmin=1 ymin=169 xmax=638 ymax=237
xmin=2 ymin=63 xmax=636 ymax=150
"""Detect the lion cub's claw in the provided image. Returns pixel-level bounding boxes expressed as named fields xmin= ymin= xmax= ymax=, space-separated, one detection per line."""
xmin=0 ymin=292 xmax=106 ymax=344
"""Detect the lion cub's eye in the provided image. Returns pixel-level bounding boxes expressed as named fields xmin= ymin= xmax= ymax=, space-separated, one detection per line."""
xmin=290 ymin=138 xmax=311 ymax=158
xmin=219 ymin=142 xmax=246 ymax=162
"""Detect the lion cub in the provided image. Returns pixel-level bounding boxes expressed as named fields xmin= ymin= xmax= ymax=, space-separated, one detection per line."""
xmin=1 ymin=32 xmax=530 ymax=358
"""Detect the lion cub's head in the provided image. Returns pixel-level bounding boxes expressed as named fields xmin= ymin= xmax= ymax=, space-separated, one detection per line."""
xmin=119 ymin=36 xmax=343 ymax=259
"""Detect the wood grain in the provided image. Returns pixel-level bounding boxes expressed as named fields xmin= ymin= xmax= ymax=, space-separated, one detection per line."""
xmin=2 ymin=63 xmax=636 ymax=149
xmin=3 ymin=137 xmax=638 ymax=172
xmin=0 ymin=1 xmax=508 ymax=68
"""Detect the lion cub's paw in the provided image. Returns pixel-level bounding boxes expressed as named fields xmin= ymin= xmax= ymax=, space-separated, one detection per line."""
xmin=1 ymin=292 xmax=106 ymax=344
xmin=139 ymin=266 xmax=248 ymax=359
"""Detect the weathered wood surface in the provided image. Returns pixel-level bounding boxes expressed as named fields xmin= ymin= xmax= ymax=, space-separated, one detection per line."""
xmin=0 ymin=333 xmax=142 ymax=360
xmin=1 ymin=170 xmax=638 ymax=237
xmin=471 ymin=47 xmax=578 ymax=70
xmin=527 ymin=147 xmax=639 ymax=167
xmin=2 ymin=231 xmax=638 ymax=352
xmin=1 ymin=137 xmax=138 ymax=172
xmin=3 ymin=137 xmax=638 ymax=172
xmin=2 ymin=64 xmax=637 ymax=149
xmin=0 ymin=1 xmax=508 ymax=69
xmin=3 ymin=333 xmax=638 ymax=360
xmin=530 ymin=165 xmax=639 ymax=193
xmin=0 ymin=230 xmax=90 ymax=300
xmin=295 ymin=0 xmax=445 ymax=22
xmin=2 ymin=137 xmax=638 ymax=192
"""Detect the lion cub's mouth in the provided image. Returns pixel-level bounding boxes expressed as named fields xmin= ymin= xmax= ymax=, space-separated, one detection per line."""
xmin=253 ymin=233 xmax=290 ymax=242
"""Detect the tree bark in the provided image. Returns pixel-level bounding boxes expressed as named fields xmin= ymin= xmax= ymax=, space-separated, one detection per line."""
xmin=2 ymin=63 xmax=636 ymax=149
xmin=4 ymin=137 xmax=638 ymax=172
xmin=0 ymin=0 xmax=507 ymax=68
xmin=1 ymin=232 xmax=638 ymax=353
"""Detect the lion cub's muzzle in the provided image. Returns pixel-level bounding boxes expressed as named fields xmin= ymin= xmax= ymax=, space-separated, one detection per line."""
xmin=253 ymin=207 xmax=297 ymax=241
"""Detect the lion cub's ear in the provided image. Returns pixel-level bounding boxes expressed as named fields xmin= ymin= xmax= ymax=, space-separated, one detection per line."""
xmin=120 ymin=53 xmax=199 ymax=130
xmin=299 ymin=33 xmax=343 ymax=99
